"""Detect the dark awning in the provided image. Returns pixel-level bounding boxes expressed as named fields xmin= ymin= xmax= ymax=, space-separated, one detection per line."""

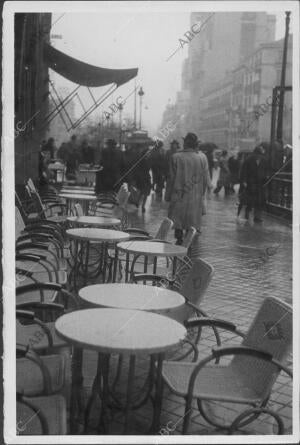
xmin=44 ymin=43 xmax=138 ymax=87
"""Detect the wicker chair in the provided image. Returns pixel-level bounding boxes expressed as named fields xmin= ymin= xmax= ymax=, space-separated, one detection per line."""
xmin=133 ymin=257 xmax=216 ymax=361
xmin=133 ymin=257 xmax=214 ymax=321
xmin=161 ymin=296 xmax=293 ymax=434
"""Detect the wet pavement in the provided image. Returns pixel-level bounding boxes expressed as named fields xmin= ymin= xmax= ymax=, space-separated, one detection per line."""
xmin=67 ymin=177 xmax=293 ymax=436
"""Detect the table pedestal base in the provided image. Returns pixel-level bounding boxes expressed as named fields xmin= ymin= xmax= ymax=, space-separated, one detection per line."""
xmin=84 ymin=353 xmax=164 ymax=434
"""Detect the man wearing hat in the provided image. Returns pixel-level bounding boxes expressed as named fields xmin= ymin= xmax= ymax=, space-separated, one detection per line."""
xmin=165 ymin=132 xmax=210 ymax=245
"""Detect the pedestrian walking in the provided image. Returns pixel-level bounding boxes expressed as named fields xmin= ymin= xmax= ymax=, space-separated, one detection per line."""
xmin=165 ymin=132 xmax=210 ymax=245
xmin=165 ymin=140 xmax=180 ymax=177
xmin=150 ymin=140 xmax=166 ymax=197
xmin=96 ymin=138 xmax=125 ymax=193
xmin=236 ymin=182 xmax=249 ymax=219
xmin=198 ymin=142 xmax=216 ymax=180
xmin=81 ymin=140 xmax=95 ymax=164
xmin=240 ymin=143 xmax=268 ymax=222
xmin=131 ymin=145 xmax=152 ymax=212
xmin=228 ymin=151 xmax=240 ymax=193
xmin=214 ymin=150 xmax=231 ymax=195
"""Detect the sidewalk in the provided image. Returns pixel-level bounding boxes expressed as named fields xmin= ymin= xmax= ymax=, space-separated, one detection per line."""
xmin=82 ymin=187 xmax=293 ymax=435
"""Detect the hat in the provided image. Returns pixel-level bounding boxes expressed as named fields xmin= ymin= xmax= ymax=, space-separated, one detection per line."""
xmin=183 ymin=132 xmax=198 ymax=147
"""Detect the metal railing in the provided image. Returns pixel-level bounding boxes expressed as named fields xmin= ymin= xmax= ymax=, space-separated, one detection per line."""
xmin=266 ymin=172 xmax=292 ymax=218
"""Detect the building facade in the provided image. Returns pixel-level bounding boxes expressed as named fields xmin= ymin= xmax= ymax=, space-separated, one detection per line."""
xmin=170 ymin=12 xmax=276 ymax=137
xmin=198 ymin=37 xmax=292 ymax=152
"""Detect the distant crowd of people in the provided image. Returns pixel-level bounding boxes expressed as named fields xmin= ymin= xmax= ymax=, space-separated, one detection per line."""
xmin=95 ymin=138 xmax=180 ymax=212
xmin=39 ymin=135 xmax=95 ymax=184
xmin=38 ymin=131 xmax=292 ymax=244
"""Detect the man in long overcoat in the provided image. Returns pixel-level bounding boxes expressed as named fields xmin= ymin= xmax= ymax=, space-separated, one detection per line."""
xmin=96 ymin=138 xmax=125 ymax=193
xmin=165 ymin=132 xmax=210 ymax=245
xmin=240 ymin=144 xmax=268 ymax=222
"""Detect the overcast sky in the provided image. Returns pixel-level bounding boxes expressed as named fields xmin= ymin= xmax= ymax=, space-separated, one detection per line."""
xmin=51 ymin=9 xmax=288 ymax=135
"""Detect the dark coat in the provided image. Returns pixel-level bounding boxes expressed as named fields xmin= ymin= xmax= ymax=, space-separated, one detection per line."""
xmin=96 ymin=148 xmax=125 ymax=193
xmin=228 ymin=156 xmax=241 ymax=185
xmin=240 ymin=154 xmax=268 ymax=208
xmin=124 ymin=149 xmax=152 ymax=195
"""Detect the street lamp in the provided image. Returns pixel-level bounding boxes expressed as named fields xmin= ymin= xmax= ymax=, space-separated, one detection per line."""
xmin=138 ymin=87 xmax=145 ymax=130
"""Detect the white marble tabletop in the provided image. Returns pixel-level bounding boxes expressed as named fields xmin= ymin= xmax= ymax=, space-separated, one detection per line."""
xmin=66 ymin=228 xmax=130 ymax=242
xmin=55 ymin=308 xmax=186 ymax=355
xmin=79 ymin=283 xmax=185 ymax=312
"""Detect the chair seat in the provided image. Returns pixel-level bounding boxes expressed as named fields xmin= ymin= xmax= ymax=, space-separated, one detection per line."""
xmin=17 ymin=394 xmax=67 ymax=434
xmin=16 ymin=285 xmax=58 ymax=305
xmin=16 ymin=270 xmax=67 ymax=287
xmin=17 ymin=321 xmax=68 ymax=351
xmin=16 ymin=251 xmax=67 ymax=271
xmin=162 ymin=361 xmax=262 ymax=404
xmin=46 ymin=215 xmax=67 ymax=224
xmin=27 ymin=212 xmax=40 ymax=221
xmin=17 ymin=354 xmax=65 ymax=396
xmin=32 ymin=270 xmax=68 ymax=286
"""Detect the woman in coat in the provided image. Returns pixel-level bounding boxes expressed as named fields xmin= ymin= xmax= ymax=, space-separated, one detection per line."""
xmin=214 ymin=150 xmax=231 ymax=195
xmin=165 ymin=133 xmax=210 ymax=245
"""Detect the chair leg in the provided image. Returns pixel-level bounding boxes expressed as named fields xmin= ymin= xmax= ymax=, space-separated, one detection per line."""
xmin=228 ymin=406 xmax=281 ymax=434
xmin=112 ymin=355 xmax=124 ymax=391
xmin=182 ymin=397 xmax=193 ymax=434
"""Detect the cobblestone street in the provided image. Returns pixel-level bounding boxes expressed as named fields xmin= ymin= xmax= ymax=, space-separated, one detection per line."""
xmin=80 ymin=182 xmax=293 ymax=435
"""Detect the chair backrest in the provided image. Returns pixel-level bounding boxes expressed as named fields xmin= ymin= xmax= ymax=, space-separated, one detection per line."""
xmin=172 ymin=257 xmax=214 ymax=323
xmin=155 ymin=217 xmax=173 ymax=241
xmin=182 ymin=227 xmax=197 ymax=249
xmin=27 ymin=178 xmax=37 ymax=194
xmin=74 ymin=203 xmax=84 ymax=217
xmin=30 ymin=189 xmax=46 ymax=215
xmin=231 ymin=296 xmax=292 ymax=398
xmin=16 ymin=206 xmax=26 ymax=239
xmin=15 ymin=192 xmax=28 ymax=221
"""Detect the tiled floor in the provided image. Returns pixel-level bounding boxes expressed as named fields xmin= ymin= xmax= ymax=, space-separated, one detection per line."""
xmin=66 ymin=181 xmax=293 ymax=436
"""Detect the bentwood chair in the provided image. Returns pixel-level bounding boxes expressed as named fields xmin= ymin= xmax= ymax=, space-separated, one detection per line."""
xmin=17 ymin=392 xmax=67 ymax=435
xmin=16 ymin=282 xmax=79 ymax=311
xmin=25 ymin=186 xmax=67 ymax=224
xmin=16 ymin=206 xmax=71 ymax=267
xmin=161 ymin=296 xmax=293 ymax=434
xmin=17 ymin=344 xmax=66 ymax=397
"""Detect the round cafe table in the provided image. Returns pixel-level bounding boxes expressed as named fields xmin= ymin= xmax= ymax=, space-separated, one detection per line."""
xmin=117 ymin=240 xmax=187 ymax=282
xmin=55 ymin=308 xmax=186 ymax=434
xmin=67 ymin=228 xmax=130 ymax=287
xmin=67 ymin=215 xmax=121 ymax=229
xmin=79 ymin=283 xmax=185 ymax=316
xmin=60 ymin=184 xmax=95 ymax=191
xmin=58 ymin=192 xmax=97 ymax=215
xmin=60 ymin=188 xmax=96 ymax=195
